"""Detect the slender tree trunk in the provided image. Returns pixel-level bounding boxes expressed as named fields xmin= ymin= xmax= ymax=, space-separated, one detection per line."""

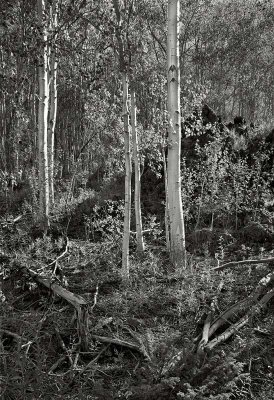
xmin=48 ymin=0 xmax=59 ymax=205
xmin=162 ymin=140 xmax=170 ymax=252
xmin=112 ymin=0 xmax=132 ymax=278
xmin=37 ymin=0 xmax=50 ymax=229
xmin=131 ymin=89 xmax=144 ymax=253
xmin=167 ymin=0 xmax=186 ymax=266
xmin=121 ymin=72 xmax=132 ymax=277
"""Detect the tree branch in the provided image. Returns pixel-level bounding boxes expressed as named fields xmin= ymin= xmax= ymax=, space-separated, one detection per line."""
xmin=212 ymin=257 xmax=274 ymax=272
xmin=205 ymin=288 xmax=274 ymax=351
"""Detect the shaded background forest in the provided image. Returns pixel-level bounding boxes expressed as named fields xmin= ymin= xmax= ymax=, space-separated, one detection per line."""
xmin=1 ymin=0 xmax=274 ymax=200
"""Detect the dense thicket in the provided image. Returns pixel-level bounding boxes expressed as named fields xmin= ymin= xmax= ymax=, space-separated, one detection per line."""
xmin=1 ymin=0 xmax=274 ymax=186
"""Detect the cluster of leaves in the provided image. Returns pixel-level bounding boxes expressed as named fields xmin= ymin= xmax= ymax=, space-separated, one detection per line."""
xmin=83 ymin=199 xmax=125 ymax=241
xmin=181 ymin=127 xmax=274 ymax=231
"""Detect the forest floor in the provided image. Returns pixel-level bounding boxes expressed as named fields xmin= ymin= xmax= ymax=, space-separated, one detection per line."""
xmin=0 ymin=200 xmax=274 ymax=400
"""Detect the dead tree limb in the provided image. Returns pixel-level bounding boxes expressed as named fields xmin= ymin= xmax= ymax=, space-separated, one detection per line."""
xmin=208 ymin=298 xmax=251 ymax=340
xmin=205 ymin=288 xmax=274 ymax=351
xmin=212 ymin=258 xmax=274 ymax=272
xmin=208 ymin=271 xmax=274 ymax=340
xmin=20 ymin=265 xmax=89 ymax=351
xmin=195 ymin=271 xmax=274 ymax=347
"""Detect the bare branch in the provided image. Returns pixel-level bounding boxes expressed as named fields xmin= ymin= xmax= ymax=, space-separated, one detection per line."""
xmin=205 ymin=288 xmax=274 ymax=351
xmin=212 ymin=257 xmax=274 ymax=272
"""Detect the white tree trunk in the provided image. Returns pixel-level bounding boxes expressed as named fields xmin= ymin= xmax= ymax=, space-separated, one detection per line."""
xmin=162 ymin=141 xmax=170 ymax=251
xmin=167 ymin=0 xmax=186 ymax=265
xmin=122 ymin=72 xmax=132 ymax=277
xmin=48 ymin=0 xmax=58 ymax=205
xmin=112 ymin=0 xmax=132 ymax=278
xmin=131 ymin=89 xmax=144 ymax=253
xmin=38 ymin=0 xmax=50 ymax=229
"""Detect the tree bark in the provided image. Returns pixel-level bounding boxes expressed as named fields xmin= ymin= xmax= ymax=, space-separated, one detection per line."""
xmin=112 ymin=0 xmax=132 ymax=278
xmin=167 ymin=0 xmax=186 ymax=266
xmin=48 ymin=0 xmax=59 ymax=205
xmin=37 ymin=0 xmax=50 ymax=229
xmin=121 ymin=71 xmax=132 ymax=277
xmin=131 ymin=89 xmax=144 ymax=253
xmin=162 ymin=139 xmax=170 ymax=251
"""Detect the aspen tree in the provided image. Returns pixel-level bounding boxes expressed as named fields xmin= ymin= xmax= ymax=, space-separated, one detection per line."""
xmin=131 ymin=89 xmax=144 ymax=253
xmin=167 ymin=0 xmax=186 ymax=265
xmin=162 ymin=138 xmax=170 ymax=252
xmin=48 ymin=0 xmax=59 ymax=205
xmin=37 ymin=0 xmax=50 ymax=229
xmin=113 ymin=0 xmax=132 ymax=278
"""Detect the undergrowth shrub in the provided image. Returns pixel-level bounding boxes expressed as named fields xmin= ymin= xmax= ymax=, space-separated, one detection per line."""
xmin=83 ymin=199 xmax=124 ymax=241
xmin=181 ymin=128 xmax=274 ymax=231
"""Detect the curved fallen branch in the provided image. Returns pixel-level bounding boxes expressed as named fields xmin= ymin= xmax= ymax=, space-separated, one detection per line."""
xmin=205 ymin=288 xmax=274 ymax=351
xmin=19 ymin=264 xmax=89 ymax=351
xmin=195 ymin=271 xmax=274 ymax=348
xmin=212 ymin=257 xmax=274 ymax=272
xmin=208 ymin=271 xmax=274 ymax=340
xmin=207 ymin=298 xmax=250 ymax=340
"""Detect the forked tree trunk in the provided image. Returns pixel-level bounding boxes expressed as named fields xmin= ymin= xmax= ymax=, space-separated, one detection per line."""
xmin=48 ymin=0 xmax=59 ymax=205
xmin=167 ymin=0 xmax=186 ymax=266
xmin=131 ymin=89 xmax=144 ymax=253
xmin=37 ymin=0 xmax=50 ymax=229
